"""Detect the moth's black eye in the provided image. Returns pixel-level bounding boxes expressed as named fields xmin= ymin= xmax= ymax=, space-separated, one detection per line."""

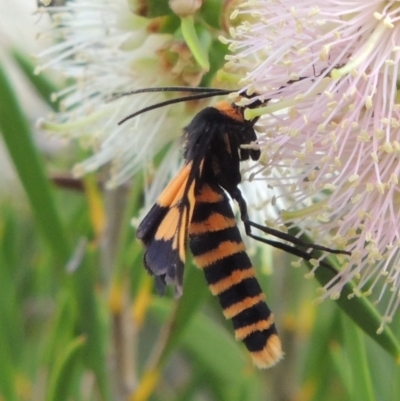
xmin=240 ymin=149 xmax=250 ymax=161
xmin=250 ymin=149 xmax=261 ymax=161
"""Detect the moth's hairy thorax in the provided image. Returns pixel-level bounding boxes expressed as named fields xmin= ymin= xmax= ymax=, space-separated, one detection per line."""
xmin=183 ymin=104 xmax=260 ymax=196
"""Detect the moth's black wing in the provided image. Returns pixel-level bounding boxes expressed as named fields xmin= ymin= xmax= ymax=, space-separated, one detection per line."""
xmin=136 ymin=163 xmax=198 ymax=296
xmin=136 ymin=107 xmax=227 ymax=296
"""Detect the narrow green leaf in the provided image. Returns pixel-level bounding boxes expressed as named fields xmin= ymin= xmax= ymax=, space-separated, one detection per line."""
xmin=68 ymin=247 xmax=111 ymax=401
xmin=286 ymin=225 xmax=400 ymax=361
xmin=174 ymin=367 xmax=207 ymax=401
xmin=0 ymin=252 xmax=18 ymax=401
xmin=11 ymin=48 xmax=61 ymax=110
xmin=46 ymin=335 xmax=86 ymax=401
xmin=113 ymin=174 xmax=144 ymax=284
xmin=312 ymin=256 xmax=400 ymax=360
xmin=136 ymin=258 xmax=210 ymax=374
xmin=0 ymin=332 xmax=17 ymax=401
xmin=329 ymin=337 xmax=353 ymax=399
xmin=0 ymin=231 xmax=24 ymax=362
xmin=153 ymin=300 xmax=264 ymax=401
xmin=341 ymin=314 xmax=375 ymax=401
xmin=181 ymin=308 xmax=248 ymax=383
xmin=159 ymin=261 xmax=209 ymax=363
xmin=44 ymin=290 xmax=77 ymax=365
xmin=300 ymin=303 xmax=338 ymax=400
xmin=0 ymin=64 xmax=70 ymax=263
xmin=150 ymin=297 xmax=248 ymax=382
xmin=181 ymin=16 xmax=210 ymax=71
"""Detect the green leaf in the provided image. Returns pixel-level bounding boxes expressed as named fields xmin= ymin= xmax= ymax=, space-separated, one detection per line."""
xmin=340 ymin=314 xmax=375 ymax=401
xmin=159 ymin=261 xmax=210 ymax=363
xmin=68 ymin=247 xmax=111 ymax=401
xmin=0 ymin=63 xmax=70 ymax=263
xmin=150 ymin=297 xmax=248 ymax=382
xmin=329 ymin=335 xmax=353 ymax=399
xmin=301 ymin=307 xmax=346 ymax=401
xmin=0 ymin=332 xmax=18 ymax=401
xmin=46 ymin=335 xmax=86 ymax=401
xmin=11 ymin=48 xmax=61 ymax=110
xmin=0 ymin=252 xmax=18 ymax=401
xmin=0 ymin=230 xmax=24 ymax=362
xmin=151 ymin=296 xmax=267 ymax=401
xmin=112 ymin=174 xmax=144 ymax=285
xmin=312 ymin=256 xmax=400 ymax=361
xmin=180 ymin=306 xmax=248 ymax=383
xmin=285 ymin=226 xmax=400 ymax=361
xmin=202 ymin=0 xmax=224 ymax=29
xmin=44 ymin=290 xmax=77 ymax=366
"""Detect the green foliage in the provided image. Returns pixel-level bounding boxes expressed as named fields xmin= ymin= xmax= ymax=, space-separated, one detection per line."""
xmin=312 ymin=253 xmax=400 ymax=359
xmin=46 ymin=335 xmax=86 ymax=401
xmin=0 ymin=62 xmax=70 ymax=264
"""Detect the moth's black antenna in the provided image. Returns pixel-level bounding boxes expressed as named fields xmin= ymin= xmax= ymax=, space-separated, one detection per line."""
xmin=111 ymin=86 xmax=234 ymax=101
xmin=118 ymin=89 xmax=234 ymax=125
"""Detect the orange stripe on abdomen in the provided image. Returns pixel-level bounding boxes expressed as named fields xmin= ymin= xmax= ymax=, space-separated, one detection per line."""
xmin=234 ymin=314 xmax=275 ymax=340
xmin=208 ymin=267 xmax=256 ymax=295
xmin=189 ymin=213 xmax=237 ymax=235
xmin=192 ymin=240 xmax=246 ymax=267
xmin=194 ymin=183 xmax=224 ymax=203
xmin=223 ymin=293 xmax=266 ymax=319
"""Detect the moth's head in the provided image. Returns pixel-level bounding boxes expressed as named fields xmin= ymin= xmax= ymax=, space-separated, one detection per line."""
xmin=214 ymin=100 xmax=245 ymax=122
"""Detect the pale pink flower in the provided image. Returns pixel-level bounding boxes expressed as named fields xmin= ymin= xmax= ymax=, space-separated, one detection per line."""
xmin=226 ymin=0 xmax=400 ymax=327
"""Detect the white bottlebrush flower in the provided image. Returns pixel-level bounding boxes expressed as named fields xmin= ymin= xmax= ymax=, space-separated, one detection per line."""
xmin=226 ymin=0 xmax=400 ymax=326
xmin=36 ymin=0 xmax=201 ymax=198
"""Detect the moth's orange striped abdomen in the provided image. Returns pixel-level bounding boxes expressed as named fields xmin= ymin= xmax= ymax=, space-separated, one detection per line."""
xmin=188 ymin=182 xmax=283 ymax=368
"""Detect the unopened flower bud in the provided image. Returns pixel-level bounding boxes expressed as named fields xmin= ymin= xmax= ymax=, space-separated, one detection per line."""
xmin=169 ymin=0 xmax=202 ymax=17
